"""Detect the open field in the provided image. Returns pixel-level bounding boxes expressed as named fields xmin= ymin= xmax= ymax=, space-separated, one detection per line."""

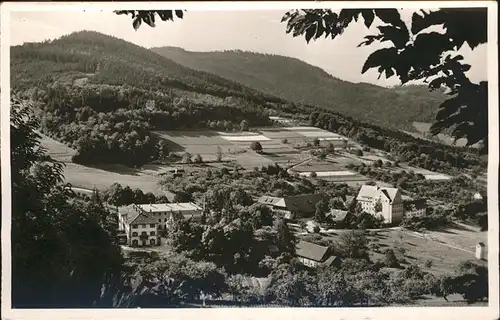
xmin=411 ymin=122 xmax=470 ymax=147
xmin=290 ymin=156 xmax=369 ymax=186
xmin=39 ymin=133 xmax=77 ymax=162
xmin=399 ymin=163 xmax=453 ymax=180
xmin=367 ymin=227 xmax=487 ymax=277
xmin=42 ymin=124 xmax=457 ymax=192
xmin=63 ymin=163 xmax=164 ymax=193
xmin=258 ymin=126 xmax=353 ymax=148
xmin=40 ymin=134 xmax=169 ymax=194
xmin=315 ymin=225 xmax=487 ymax=277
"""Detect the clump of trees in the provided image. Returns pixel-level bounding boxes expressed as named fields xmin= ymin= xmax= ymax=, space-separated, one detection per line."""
xmin=101 ymin=182 xmax=170 ymax=206
xmin=11 ymin=95 xmax=124 ymax=307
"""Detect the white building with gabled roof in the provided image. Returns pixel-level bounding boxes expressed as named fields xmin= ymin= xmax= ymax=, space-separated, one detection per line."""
xmin=356 ymin=185 xmax=404 ymax=224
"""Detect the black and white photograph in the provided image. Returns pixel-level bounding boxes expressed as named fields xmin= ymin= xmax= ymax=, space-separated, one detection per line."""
xmin=1 ymin=1 xmax=498 ymax=319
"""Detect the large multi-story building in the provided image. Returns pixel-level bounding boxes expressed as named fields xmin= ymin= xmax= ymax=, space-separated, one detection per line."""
xmin=118 ymin=202 xmax=203 ymax=246
xmin=137 ymin=202 xmax=203 ymax=229
xmin=356 ymin=185 xmax=404 ymax=224
xmin=118 ymin=206 xmax=160 ymax=247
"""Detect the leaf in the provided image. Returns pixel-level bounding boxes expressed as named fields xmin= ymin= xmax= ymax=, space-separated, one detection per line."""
xmin=374 ymin=9 xmax=405 ymax=28
xmin=385 ymin=68 xmax=395 ymax=78
xmin=361 ymin=47 xmax=398 ymax=74
xmin=281 ymin=11 xmax=294 ymax=23
xmin=361 ymin=10 xmax=375 ymax=28
xmin=133 ymin=17 xmax=142 ymax=31
xmin=142 ymin=13 xmax=155 ymax=28
xmin=175 ymin=10 xmax=184 ymax=19
xmin=305 ymin=25 xmax=317 ymax=43
xmin=358 ymin=34 xmax=383 ymax=47
xmin=377 ymin=25 xmax=409 ymax=48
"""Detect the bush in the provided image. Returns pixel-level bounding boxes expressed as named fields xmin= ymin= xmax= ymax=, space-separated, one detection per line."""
xmin=424 ymin=259 xmax=433 ymax=268
xmin=355 ymin=149 xmax=363 ymax=156
xmin=384 ymin=249 xmax=399 ymax=268
xmin=193 ymin=154 xmax=203 ymax=163
xmin=310 ymin=171 xmax=317 ymax=178
xmin=250 ymin=141 xmax=263 ymax=153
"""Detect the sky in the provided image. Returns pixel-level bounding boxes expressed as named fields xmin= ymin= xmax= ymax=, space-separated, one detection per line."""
xmin=9 ymin=9 xmax=488 ymax=87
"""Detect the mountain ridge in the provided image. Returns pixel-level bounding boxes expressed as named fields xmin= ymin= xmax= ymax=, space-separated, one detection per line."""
xmin=152 ymin=46 xmax=447 ymax=130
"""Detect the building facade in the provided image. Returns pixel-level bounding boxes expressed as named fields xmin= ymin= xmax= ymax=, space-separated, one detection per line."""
xmin=295 ymin=240 xmax=340 ymax=268
xmin=118 ymin=202 xmax=203 ymax=246
xmin=356 ymin=185 xmax=404 ymax=224
xmin=403 ymin=199 xmax=428 ymax=218
xmin=118 ymin=207 xmax=160 ymax=247
xmin=137 ymin=203 xmax=203 ymax=229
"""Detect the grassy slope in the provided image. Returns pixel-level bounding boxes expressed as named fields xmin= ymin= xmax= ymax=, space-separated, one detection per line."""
xmin=152 ymin=47 xmax=447 ymax=130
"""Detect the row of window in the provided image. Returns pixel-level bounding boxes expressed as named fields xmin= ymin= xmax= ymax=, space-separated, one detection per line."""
xmin=131 ymin=239 xmax=156 ymax=246
xmin=131 ymin=231 xmax=156 ymax=237
xmin=131 ymin=223 xmax=156 ymax=229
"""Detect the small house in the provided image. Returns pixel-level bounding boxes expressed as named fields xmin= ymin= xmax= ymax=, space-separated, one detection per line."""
xmin=403 ymin=198 xmax=428 ymax=218
xmin=325 ymin=209 xmax=349 ymax=228
xmin=476 ymin=242 xmax=486 ymax=260
xmin=295 ymin=240 xmax=340 ymax=268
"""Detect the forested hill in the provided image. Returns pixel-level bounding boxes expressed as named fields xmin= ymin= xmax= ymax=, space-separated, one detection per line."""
xmin=10 ymin=31 xmax=286 ymax=167
xmin=151 ymin=47 xmax=447 ymax=130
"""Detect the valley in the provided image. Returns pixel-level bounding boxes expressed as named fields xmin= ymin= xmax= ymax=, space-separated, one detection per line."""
xmin=11 ymin=29 xmax=489 ymax=309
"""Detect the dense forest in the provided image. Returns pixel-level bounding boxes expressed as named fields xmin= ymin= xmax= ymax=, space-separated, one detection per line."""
xmin=11 ymin=31 xmax=486 ymax=173
xmin=152 ymin=47 xmax=447 ymax=130
xmin=11 ymin=31 xmax=275 ymax=166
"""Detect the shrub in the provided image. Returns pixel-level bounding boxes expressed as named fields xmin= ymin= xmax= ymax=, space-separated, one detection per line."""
xmin=384 ymin=249 xmax=399 ymax=268
xmin=193 ymin=154 xmax=203 ymax=163
xmin=250 ymin=141 xmax=263 ymax=153
xmin=424 ymin=259 xmax=433 ymax=269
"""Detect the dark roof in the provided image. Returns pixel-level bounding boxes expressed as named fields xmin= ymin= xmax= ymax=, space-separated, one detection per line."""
xmin=283 ymin=194 xmax=325 ymax=213
xmin=403 ymin=199 xmax=427 ymax=210
xmin=119 ymin=205 xmax=158 ymax=225
xmin=130 ymin=212 xmax=158 ymax=225
xmin=295 ymin=240 xmax=330 ymax=262
xmin=326 ymin=209 xmax=349 ymax=222
xmin=344 ymin=195 xmax=355 ymax=204
xmin=257 ymin=194 xmax=325 ymax=214
xmin=323 ymin=255 xmax=340 ymax=266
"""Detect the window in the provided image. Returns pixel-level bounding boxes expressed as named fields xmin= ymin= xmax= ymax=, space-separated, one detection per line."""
xmin=132 ymin=224 xmax=138 ymax=229
xmin=132 ymin=232 xmax=138 ymax=237
xmin=141 ymin=231 xmax=147 ymax=236
xmin=150 ymin=231 xmax=156 ymax=236
xmin=141 ymin=224 xmax=146 ymax=228
xmin=158 ymin=219 xmax=161 ymax=222
xmin=150 ymin=224 xmax=155 ymax=228
xmin=132 ymin=239 xmax=138 ymax=246
xmin=150 ymin=239 xmax=156 ymax=245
